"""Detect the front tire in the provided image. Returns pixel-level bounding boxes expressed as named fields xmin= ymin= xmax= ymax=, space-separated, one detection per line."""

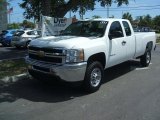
xmin=83 ymin=61 xmax=104 ymax=93
xmin=140 ymin=49 xmax=151 ymax=67
xmin=25 ymin=41 xmax=30 ymax=48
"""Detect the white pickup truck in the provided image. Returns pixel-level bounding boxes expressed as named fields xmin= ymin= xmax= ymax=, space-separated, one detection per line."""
xmin=26 ymin=18 xmax=156 ymax=92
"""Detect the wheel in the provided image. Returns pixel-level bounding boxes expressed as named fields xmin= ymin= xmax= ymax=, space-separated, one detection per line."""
xmin=140 ymin=49 xmax=151 ymax=67
xmin=25 ymin=41 xmax=30 ymax=48
xmin=83 ymin=61 xmax=104 ymax=93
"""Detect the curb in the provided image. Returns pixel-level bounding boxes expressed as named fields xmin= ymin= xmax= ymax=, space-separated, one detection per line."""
xmin=0 ymin=73 xmax=30 ymax=84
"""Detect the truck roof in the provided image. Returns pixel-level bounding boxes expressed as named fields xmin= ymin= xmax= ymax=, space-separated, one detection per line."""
xmin=79 ymin=18 xmax=129 ymax=22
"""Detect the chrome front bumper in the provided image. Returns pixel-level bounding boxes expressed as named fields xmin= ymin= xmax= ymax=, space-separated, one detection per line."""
xmin=25 ymin=56 xmax=87 ymax=82
xmin=11 ymin=40 xmax=27 ymax=47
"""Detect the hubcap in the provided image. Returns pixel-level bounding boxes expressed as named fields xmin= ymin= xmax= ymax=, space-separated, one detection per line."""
xmin=90 ymin=68 xmax=101 ymax=87
xmin=146 ymin=52 xmax=150 ymax=64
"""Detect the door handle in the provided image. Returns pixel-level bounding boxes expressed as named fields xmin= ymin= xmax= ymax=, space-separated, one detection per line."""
xmin=122 ymin=41 xmax=126 ymax=45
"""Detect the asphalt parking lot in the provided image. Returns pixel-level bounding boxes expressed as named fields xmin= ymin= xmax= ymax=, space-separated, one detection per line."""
xmin=0 ymin=44 xmax=27 ymax=60
xmin=0 ymin=45 xmax=160 ymax=120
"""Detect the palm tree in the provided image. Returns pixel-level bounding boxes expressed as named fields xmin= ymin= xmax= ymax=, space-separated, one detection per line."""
xmin=122 ymin=12 xmax=133 ymax=23
xmin=92 ymin=15 xmax=101 ymax=19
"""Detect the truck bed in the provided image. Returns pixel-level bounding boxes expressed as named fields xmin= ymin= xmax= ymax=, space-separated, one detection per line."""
xmin=134 ymin=32 xmax=156 ymax=58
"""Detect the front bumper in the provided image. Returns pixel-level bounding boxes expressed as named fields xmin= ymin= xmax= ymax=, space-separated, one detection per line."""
xmin=25 ymin=56 xmax=87 ymax=82
xmin=11 ymin=40 xmax=27 ymax=47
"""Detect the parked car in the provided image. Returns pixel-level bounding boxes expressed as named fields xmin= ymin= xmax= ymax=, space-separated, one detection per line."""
xmin=133 ymin=27 xmax=151 ymax=32
xmin=0 ymin=29 xmax=17 ymax=46
xmin=11 ymin=30 xmax=41 ymax=48
xmin=0 ymin=31 xmax=6 ymax=43
xmin=26 ymin=18 xmax=156 ymax=92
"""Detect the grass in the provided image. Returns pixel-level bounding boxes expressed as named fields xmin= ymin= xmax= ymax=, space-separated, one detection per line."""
xmin=0 ymin=59 xmax=27 ymax=79
xmin=156 ymin=34 xmax=160 ymax=44
xmin=157 ymin=38 xmax=160 ymax=43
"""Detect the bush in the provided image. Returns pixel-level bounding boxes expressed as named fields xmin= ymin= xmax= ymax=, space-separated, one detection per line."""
xmin=156 ymin=35 xmax=160 ymax=43
xmin=0 ymin=59 xmax=27 ymax=79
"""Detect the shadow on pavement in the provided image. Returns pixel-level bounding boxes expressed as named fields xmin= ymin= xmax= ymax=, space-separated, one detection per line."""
xmin=0 ymin=60 xmax=141 ymax=103
xmin=103 ymin=60 xmax=140 ymax=83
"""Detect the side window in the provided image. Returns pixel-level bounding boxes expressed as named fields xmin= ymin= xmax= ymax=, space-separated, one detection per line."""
xmin=37 ymin=31 xmax=41 ymax=35
xmin=27 ymin=31 xmax=35 ymax=35
xmin=109 ymin=21 xmax=124 ymax=39
xmin=122 ymin=21 xmax=131 ymax=36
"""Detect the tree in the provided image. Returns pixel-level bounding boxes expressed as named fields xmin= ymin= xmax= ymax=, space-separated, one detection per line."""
xmin=20 ymin=20 xmax=35 ymax=29
xmin=144 ymin=14 xmax=152 ymax=27
xmin=0 ymin=0 xmax=5 ymax=10
xmin=92 ymin=15 xmax=101 ymax=19
xmin=122 ymin=12 xmax=133 ymax=23
xmin=138 ymin=15 xmax=152 ymax=28
xmin=20 ymin=0 xmax=129 ymax=21
xmin=153 ymin=15 xmax=160 ymax=32
xmin=8 ymin=23 xmax=20 ymax=29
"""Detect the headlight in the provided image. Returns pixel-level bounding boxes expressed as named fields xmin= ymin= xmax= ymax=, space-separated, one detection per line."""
xmin=66 ymin=49 xmax=84 ymax=63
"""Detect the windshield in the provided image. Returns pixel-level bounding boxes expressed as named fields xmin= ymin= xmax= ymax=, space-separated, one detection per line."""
xmin=61 ymin=21 xmax=108 ymax=37
xmin=1 ymin=30 xmax=8 ymax=35
xmin=10 ymin=31 xmax=16 ymax=34
xmin=14 ymin=31 xmax=24 ymax=36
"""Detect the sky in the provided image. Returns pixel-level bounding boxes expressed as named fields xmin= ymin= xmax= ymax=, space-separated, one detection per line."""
xmin=8 ymin=0 xmax=160 ymax=23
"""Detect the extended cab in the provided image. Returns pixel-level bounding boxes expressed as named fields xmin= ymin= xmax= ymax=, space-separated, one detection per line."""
xmin=26 ymin=19 xmax=156 ymax=92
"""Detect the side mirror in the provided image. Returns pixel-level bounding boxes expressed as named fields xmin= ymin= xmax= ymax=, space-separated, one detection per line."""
xmin=108 ymin=34 xmax=112 ymax=40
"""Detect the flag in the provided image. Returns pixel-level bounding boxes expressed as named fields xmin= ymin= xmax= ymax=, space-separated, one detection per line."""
xmin=8 ymin=7 xmax=13 ymax=14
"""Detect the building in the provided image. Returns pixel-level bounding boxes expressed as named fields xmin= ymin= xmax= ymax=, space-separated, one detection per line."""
xmin=0 ymin=0 xmax=8 ymax=33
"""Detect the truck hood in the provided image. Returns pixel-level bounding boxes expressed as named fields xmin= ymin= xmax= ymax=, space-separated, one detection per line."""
xmin=30 ymin=36 xmax=97 ymax=49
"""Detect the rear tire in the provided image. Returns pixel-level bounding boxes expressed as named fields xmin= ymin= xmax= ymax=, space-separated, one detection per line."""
xmin=83 ymin=61 xmax=104 ymax=93
xmin=140 ymin=49 xmax=151 ymax=67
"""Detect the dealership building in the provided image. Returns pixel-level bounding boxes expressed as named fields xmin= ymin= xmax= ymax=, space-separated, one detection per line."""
xmin=0 ymin=0 xmax=8 ymax=32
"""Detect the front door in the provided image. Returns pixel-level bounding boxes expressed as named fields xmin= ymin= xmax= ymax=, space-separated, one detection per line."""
xmin=107 ymin=21 xmax=127 ymax=67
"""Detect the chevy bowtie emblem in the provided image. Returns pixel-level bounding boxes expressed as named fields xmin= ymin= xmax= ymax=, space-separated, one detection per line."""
xmin=37 ymin=51 xmax=45 ymax=57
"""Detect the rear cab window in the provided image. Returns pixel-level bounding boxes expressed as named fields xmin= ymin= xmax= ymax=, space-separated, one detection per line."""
xmin=122 ymin=21 xmax=132 ymax=36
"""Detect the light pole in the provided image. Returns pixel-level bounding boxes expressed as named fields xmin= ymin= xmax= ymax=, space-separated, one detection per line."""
xmin=107 ymin=5 xmax=109 ymax=18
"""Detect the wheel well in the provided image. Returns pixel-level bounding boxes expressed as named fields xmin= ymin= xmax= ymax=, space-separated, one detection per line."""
xmin=87 ymin=52 xmax=106 ymax=68
xmin=27 ymin=40 xmax=31 ymax=43
xmin=146 ymin=41 xmax=153 ymax=51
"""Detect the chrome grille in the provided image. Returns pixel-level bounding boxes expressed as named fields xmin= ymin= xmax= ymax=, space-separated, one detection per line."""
xmin=28 ymin=46 xmax=66 ymax=64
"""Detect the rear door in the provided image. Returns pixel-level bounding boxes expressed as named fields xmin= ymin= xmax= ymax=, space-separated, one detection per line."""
xmin=107 ymin=21 xmax=127 ymax=67
xmin=122 ymin=21 xmax=135 ymax=59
